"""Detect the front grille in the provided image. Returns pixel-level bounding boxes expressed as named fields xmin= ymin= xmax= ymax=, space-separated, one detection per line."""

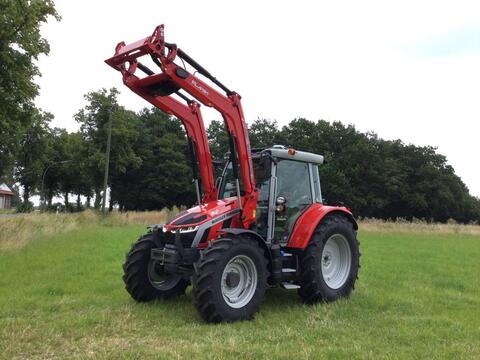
xmin=163 ymin=231 xmax=197 ymax=248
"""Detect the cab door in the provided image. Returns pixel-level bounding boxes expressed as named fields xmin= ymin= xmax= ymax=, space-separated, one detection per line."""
xmin=273 ymin=159 xmax=314 ymax=244
xmin=252 ymin=156 xmax=272 ymax=239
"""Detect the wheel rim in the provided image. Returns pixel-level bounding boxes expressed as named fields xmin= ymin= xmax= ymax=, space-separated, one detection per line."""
xmin=321 ymin=234 xmax=352 ymax=289
xmin=148 ymin=260 xmax=181 ymax=291
xmin=221 ymin=255 xmax=258 ymax=309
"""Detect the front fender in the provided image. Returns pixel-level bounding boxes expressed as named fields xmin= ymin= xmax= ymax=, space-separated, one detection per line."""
xmin=286 ymin=204 xmax=358 ymax=249
xmin=217 ymin=228 xmax=272 ymax=263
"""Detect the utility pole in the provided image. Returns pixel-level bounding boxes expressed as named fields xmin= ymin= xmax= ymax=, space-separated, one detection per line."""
xmin=102 ymin=107 xmax=113 ymax=214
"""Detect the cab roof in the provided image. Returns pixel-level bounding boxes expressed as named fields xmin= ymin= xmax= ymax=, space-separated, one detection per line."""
xmin=253 ymin=145 xmax=324 ymax=165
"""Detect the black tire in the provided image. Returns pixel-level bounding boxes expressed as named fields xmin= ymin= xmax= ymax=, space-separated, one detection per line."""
xmin=123 ymin=233 xmax=188 ymax=302
xmin=298 ymin=215 xmax=360 ymax=304
xmin=192 ymin=237 xmax=269 ymax=323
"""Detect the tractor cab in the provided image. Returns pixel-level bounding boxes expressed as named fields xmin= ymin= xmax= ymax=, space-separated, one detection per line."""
xmin=218 ymin=146 xmax=324 ymax=245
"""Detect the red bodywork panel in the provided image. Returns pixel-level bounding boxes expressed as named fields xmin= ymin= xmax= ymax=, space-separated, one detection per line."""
xmin=287 ymin=203 xmax=355 ymax=249
xmin=106 ymin=25 xmax=258 ymax=228
xmin=164 ymin=198 xmax=239 ymax=232
xmin=164 ymin=197 xmax=243 ymax=247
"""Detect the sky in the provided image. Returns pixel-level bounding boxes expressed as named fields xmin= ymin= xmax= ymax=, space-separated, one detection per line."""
xmin=35 ymin=0 xmax=480 ymax=197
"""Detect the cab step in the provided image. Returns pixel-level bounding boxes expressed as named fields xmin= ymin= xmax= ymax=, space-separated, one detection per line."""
xmin=281 ymin=282 xmax=300 ymax=289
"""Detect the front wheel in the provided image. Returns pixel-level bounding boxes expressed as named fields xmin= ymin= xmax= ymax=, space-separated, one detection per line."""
xmin=192 ymin=237 xmax=268 ymax=323
xmin=123 ymin=233 xmax=188 ymax=302
xmin=298 ymin=215 xmax=360 ymax=303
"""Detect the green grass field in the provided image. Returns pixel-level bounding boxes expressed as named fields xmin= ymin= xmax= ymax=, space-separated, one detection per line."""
xmin=0 ymin=222 xmax=479 ymax=359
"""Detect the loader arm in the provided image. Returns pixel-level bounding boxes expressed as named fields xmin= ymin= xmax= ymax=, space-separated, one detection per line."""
xmin=106 ymin=25 xmax=257 ymax=228
xmin=105 ymin=34 xmax=216 ymax=203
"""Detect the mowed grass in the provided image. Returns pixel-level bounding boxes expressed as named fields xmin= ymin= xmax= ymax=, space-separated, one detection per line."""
xmin=0 ymin=223 xmax=479 ymax=359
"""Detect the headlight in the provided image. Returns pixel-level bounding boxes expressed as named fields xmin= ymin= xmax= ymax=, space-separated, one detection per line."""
xmin=178 ymin=226 xmax=199 ymax=233
xmin=162 ymin=225 xmax=199 ymax=234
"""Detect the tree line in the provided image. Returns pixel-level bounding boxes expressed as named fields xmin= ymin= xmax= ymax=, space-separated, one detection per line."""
xmin=3 ymin=86 xmax=479 ymax=222
xmin=1 ymin=0 xmax=479 ymax=222
xmin=213 ymin=118 xmax=480 ymax=223
xmin=4 ymin=89 xmax=196 ymax=212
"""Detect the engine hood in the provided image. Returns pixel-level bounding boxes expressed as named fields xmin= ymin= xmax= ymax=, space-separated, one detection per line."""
xmin=164 ymin=198 xmax=239 ymax=232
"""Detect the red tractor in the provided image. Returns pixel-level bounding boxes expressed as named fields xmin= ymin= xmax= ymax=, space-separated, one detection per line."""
xmin=106 ymin=25 xmax=360 ymax=323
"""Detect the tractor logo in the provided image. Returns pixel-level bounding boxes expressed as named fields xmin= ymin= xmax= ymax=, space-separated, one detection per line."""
xmin=191 ymin=80 xmax=209 ymax=96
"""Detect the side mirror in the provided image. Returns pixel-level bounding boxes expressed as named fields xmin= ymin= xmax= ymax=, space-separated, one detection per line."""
xmin=276 ymin=196 xmax=286 ymax=213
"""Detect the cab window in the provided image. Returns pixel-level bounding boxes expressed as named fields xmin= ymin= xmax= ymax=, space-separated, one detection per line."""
xmin=219 ymin=162 xmax=237 ymax=199
xmin=276 ymin=160 xmax=312 ymax=207
xmin=274 ymin=159 xmax=313 ymax=243
xmin=312 ymin=164 xmax=322 ymax=203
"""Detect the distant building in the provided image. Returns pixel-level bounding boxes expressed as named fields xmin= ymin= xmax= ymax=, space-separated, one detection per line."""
xmin=0 ymin=184 xmax=14 ymax=209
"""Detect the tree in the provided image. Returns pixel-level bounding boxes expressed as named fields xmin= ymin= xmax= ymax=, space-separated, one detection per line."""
xmin=15 ymin=109 xmax=52 ymax=208
xmin=75 ymin=88 xmax=141 ymax=209
xmin=42 ymin=127 xmax=67 ymax=207
xmin=111 ymin=108 xmax=195 ymax=211
xmin=249 ymin=118 xmax=281 ymax=149
xmin=66 ymin=132 xmax=93 ymax=210
xmin=207 ymin=120 xmax=229 ymax=160
xmin=206 ymin=116 xmax=480 ymax=223
xmin=0 ymin=0 xmax=59 ymax=175
xmin=47 ymin=131 xmax=90 ymax=210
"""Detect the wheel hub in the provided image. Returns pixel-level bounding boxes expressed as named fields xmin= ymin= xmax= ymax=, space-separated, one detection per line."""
xmin=321 ymin=234 xmax=352 ymax=289
xmin=221 ymin=255 xmax=258 ymax=309
xmin=323 ymin=253 xmax=332 ymax=267
xmin=225 ymin=271 xmax=241 ymax=288
xmin=148 ymin=260 xmax=181 ymax=291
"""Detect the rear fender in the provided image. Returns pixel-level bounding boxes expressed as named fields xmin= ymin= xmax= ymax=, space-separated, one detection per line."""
xmin=286 ymin=204 xmax=358 ymax=250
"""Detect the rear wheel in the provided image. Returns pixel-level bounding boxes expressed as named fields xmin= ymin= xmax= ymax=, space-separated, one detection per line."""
xmin=298 ymin=216 xmax=360 ymax=303
xmin=192 ymin=237 xmax=268 ymax=323
xmin=123 ymin=233 xmax=188 ymax=302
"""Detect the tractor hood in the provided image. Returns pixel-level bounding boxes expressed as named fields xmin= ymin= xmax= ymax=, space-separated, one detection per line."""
xmin=163 ymin=198 xmax=240 ymax=233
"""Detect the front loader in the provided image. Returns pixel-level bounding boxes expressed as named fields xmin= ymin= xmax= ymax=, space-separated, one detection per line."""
xmin=106 ymin=25 xmax=360 ymax=323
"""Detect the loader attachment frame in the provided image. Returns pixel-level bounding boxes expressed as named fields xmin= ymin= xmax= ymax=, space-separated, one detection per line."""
xmin=106 ymin=25 xmax=257 ymax=227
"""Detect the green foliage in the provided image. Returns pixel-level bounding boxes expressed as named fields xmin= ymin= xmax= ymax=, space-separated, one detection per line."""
xmin=206 ymin=120 xmax=229 ymax=160
xmin=209 ymin=116 xmax=479 ymax=222
xmin=74 ymin=88 xmax=141 ymax=208
xmin=274 ymin=119 xmax=480 ymax=222
xmin=249 ymin=118 xmax=282 ymax=149
xmin=42 ymin=130 xmax=91 ymax=208
xmin=13 ymin=101 xmax=479 ymax=221
xmin=111 ymin=108 xmax=195 ymax=210
xmin=10 ymin=84 xmax=477 ymax=221
xmin=15 ymin=200 xmax=33 ymax=213
xmin=0 ymin=0 xmax=59 ymax=175
xmin=15 ymin=109 xmax=53 ymax=202
xmin=38 ymin=91 xmax=195 ymax=212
